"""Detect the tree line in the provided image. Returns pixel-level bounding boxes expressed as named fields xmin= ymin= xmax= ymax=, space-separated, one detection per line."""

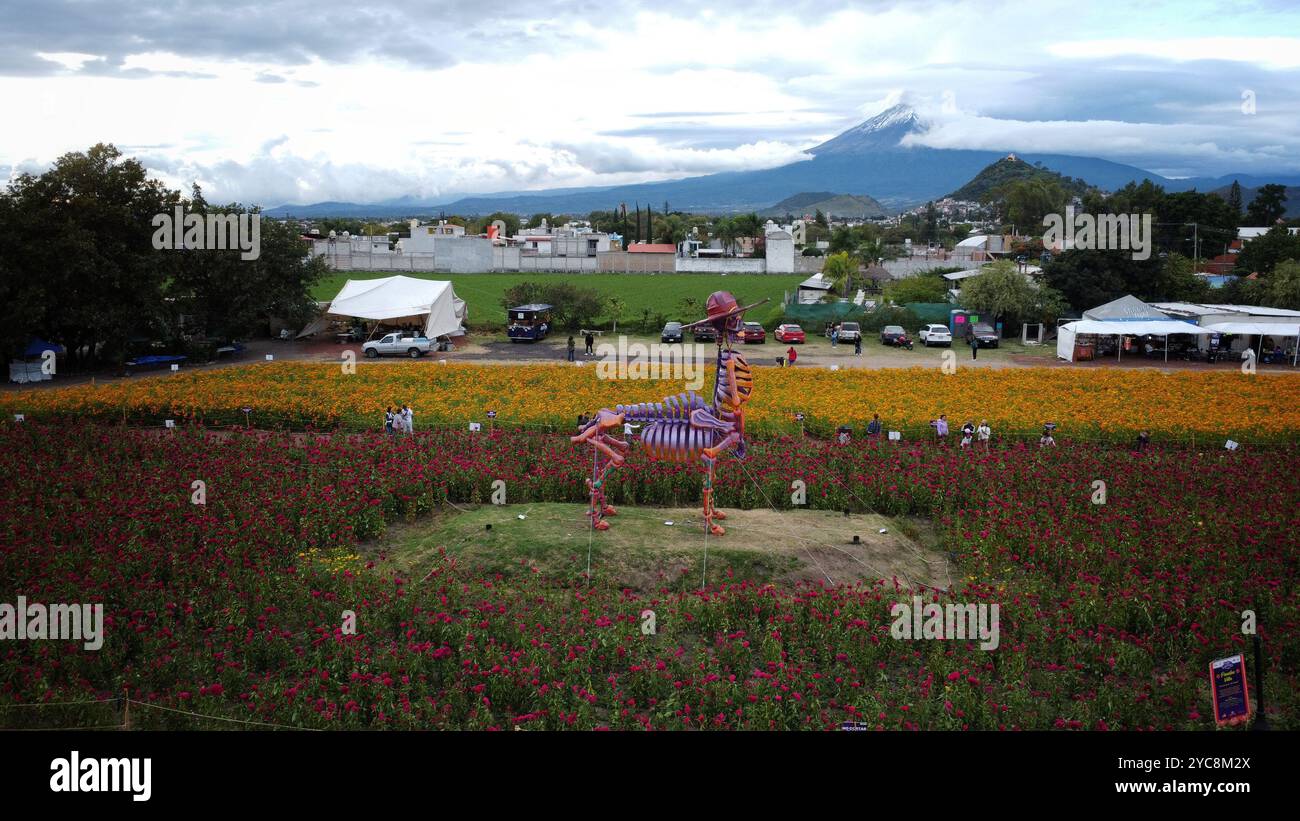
xmin=0 ymin=144 xmax=328 ymax=370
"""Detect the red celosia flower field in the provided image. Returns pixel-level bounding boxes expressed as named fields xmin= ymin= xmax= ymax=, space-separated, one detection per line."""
xmin=1 ymin=423 xmax=1295 ymax=730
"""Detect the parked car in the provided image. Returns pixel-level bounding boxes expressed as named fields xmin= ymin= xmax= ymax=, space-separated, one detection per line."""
xmin=837 ymin=321 xmax=861 ymax=342
xmin=918 ymin=324 xmax=952 ymax=347
xmin=363 ymin=333 xmax=433 ymax=359
xmin=774 ymin=323 xmax=806 ymax=343
xmin=692 ymin=324 xmax=718 ymax=343
xmin=661 ymin=321 xmax=684 ymax=343
xmin=880 ymin=325 xmax=908 ymax=345
xmin=740 ymin=322 xmax=766 ymax=343
xmin=967 ymin=322 xmax=1000 ymax=348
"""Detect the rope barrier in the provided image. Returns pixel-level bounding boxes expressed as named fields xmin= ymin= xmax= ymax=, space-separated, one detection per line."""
xmin=125 ymin=699 xmax=321 ymax=731
xmin=0 ymin=697 xmax=116 ymax=709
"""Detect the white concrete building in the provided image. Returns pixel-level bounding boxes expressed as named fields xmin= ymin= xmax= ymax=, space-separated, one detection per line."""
xmin=401 ymin=220 xmax=466 ymax=253
xmin=764 ymin=230 xmax=795 ymax=273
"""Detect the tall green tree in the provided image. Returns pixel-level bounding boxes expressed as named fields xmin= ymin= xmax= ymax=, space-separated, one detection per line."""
xmin=1245 ymin=184 xmax=1288 ymax=226
xmin=960 ymin=261 xmax=1066 ymax=327
xmin=0 ymin=143 xmax=175 ymax=367
xmin=169 ymin=185 xmax=325 ymax=344
xmin=1264 ymin=259 xmax=1300 ymax=310
xmin=1235 ymin=225 xmax=1300 ymax=274
xmin=1227 ymin=180 xmax=1243 ymax=216
xmin=821 ymin=252 xmax=858 ymax=297
xmin=713 ymin=217 xmax=739 ymax=256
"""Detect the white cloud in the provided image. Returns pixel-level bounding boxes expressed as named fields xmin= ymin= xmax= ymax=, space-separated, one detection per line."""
xmin=3 ymin=0 xmax=1299 ymax=203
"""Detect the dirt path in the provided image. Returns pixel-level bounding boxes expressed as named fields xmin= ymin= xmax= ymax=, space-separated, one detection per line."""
xmin=8 ymin=330 xmax=1297 ymax=394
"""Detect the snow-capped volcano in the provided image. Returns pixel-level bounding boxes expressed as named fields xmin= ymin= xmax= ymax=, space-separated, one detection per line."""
xmin=809 ymin=104 xmax=926 ymax=156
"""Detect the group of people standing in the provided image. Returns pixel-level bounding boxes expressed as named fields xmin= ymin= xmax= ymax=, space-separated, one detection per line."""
xmin=927 ymin=414 xmax=995 ymax=448
xmin=827 ymin=323 xmax=864 ymax=356
xmin=566 ymin=332 xmax=598 ymax=362
xmin=384 ymin=404 xmax=415 ymax=435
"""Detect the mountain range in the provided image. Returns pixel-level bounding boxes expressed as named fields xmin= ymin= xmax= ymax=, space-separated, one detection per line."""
xmin=267 ymin=104 xmax=1300 ymax=218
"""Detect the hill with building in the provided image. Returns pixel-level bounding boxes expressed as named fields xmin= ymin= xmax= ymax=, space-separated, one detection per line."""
xmin=946 ymin=155 xmax=1096 ymax=202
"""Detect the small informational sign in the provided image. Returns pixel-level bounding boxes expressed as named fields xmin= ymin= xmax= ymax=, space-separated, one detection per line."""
xmin=170 ymin=363 xmax=179 ymax=371
xmin=888 ymin=431 xmax=901 ymax=441
xmin=1209 ymin=654 xmax=1251 ymax=726
xmin=829 ymin=364 xmax=840 ymax=371
xmin=795 ymin=413 xmax=805 ymax=422
xmin=487 ymin=410 xmax=497 ymax=419
xmin=241 ymin=406 xmax=253 ymax=414
xmin=839 ymin=722 xmax=870 ymax=731
xmin=164 ymin=420 xmax=175 ymax=428
xmin=13 ymin=414 xmax=25 ymax=423
xmin=1225 ymin=439 xmax=1239 ymax=451
xmin=468 ymin=422 xmax=482 ymax=432
xmin=265 ymin=354 xmax=274 ymax=361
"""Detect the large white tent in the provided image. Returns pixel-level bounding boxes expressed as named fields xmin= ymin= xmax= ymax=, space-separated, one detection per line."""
xmin=1057 ymin=318 xmax=1210 ymax=362
xmin=1200 ymin=321 xmax=1300 ymax=365
xmin=297 ymin=276 xmax=466 ymax=339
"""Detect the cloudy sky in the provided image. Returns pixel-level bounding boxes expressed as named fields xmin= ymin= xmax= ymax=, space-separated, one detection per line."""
xmin=1 ymin=0 xmax=1297 ymax=205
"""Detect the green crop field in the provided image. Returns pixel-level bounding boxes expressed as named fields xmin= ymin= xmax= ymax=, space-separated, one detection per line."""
xmin=311 ymin=271 xmax=805 ymax=329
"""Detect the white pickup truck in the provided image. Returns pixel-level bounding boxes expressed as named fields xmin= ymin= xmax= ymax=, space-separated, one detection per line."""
xmin=363 ymin=333 xmax=433 ymax=358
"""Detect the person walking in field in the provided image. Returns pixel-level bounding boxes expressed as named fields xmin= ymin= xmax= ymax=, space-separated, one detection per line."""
xmin=960 ymin=420 xmax=975 ymax=448
xmin=977 ymin=419 xmax=991 ymax=450
xmin=585 ymin=331 xmax=595 ymax=356
xmin=403 ymin=404 xmax=414 ymax=434
xmin=931 ymin=414 xmax=949 ymax=443
xmin=854 ymin=335 xmax=863 ymax=357
xmin=384 ymin=406 xmax=395 ymax=437
xmin=567 ymin=335 xmax=576 ymax=362
xmin=969 ymin=334 xmax=979 ymax=360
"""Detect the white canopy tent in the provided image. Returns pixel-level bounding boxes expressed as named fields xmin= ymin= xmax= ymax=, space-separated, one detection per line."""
xmin=1057 ymin=318 xmax=1210 ymax=363
xmin=297 ymin=276 xmax=466 ymax=339
xmin=1200 ymin=321 xmax=1300 ymax=365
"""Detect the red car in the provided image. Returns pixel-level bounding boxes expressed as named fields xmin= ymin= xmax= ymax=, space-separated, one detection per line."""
xmin=774 ymin=323 xmax=805 ymax=343
xmin=740 ymin=322 xmax=766 ymax=343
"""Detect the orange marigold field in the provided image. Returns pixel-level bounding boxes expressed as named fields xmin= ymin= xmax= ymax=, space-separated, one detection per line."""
xmin=4 ymin=362 xmax=1298 ymax=441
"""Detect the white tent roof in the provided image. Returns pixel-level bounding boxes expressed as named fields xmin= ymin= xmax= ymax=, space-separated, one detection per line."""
xmin=1083 ymin=294 xmax=1170 ymax=322
xmin=1198 ymin=304 xmax=1300 ymax=318
xmin=299 ymin=275 xmax=466 ymax=338
xmin=1201 ymin=321 xmax=1300 ymax=336
xmin=1060 ymin=319 xmax=1210 ymax=337
xmin=798 ymin=274 xmax=833 ymax=290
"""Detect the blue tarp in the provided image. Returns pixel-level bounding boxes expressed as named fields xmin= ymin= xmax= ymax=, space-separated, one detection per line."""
xmin=126 ymin=354 xmax=187 ymax=367
xmin=22 ymin=338 xmax=64 ymax=358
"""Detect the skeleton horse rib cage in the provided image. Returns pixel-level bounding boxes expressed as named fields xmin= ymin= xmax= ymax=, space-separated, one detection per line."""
xmin=570 ymin=291 xmax=766 ymax=536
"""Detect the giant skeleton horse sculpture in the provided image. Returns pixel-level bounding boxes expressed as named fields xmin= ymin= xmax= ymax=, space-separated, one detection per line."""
xmin=571 ymin=291 xmax=766 ymax=536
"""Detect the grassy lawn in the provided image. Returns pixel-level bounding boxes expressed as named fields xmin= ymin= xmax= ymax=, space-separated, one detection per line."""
xmin=370 ymin=502 xmax=947 ymax=593
xmin=311 ymin=271 xmax=805 ymax=330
